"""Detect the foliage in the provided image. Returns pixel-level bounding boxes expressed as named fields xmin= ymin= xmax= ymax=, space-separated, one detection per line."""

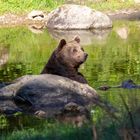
xmin=0 ymin=116 xmax=93 ymax=140
xmin=0 ymin=0 xmax=139 ymax=14
xmin=90 ymin=0 xmax=138 ymax=11
xmin=0 ymin=115 xmax=8 ymax=129
xmin=0 ymin=0 xmax=64 ymax=14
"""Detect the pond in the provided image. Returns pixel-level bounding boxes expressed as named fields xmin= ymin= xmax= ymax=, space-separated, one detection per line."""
xmin=0 ymin=21 xmax=140 ymax=140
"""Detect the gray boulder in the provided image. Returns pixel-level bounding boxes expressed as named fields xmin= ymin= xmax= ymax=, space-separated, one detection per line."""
xmin=46 ymin=4 xmax=112 ymax=29
xmin=0 ymin=74 xmax=116 ymax=119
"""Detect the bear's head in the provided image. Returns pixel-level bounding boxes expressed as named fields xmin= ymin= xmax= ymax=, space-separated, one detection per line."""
xmin=55 ymin=36 xmax=88 ymax=68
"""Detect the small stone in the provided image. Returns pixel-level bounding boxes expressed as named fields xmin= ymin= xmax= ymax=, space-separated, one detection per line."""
xmin=35 ymin=110 xmax=46 ymax=117
xmin=28 ymin=10 xmax=46 ymax=20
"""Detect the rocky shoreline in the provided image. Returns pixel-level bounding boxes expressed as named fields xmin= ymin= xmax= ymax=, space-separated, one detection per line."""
xmin=0 ymin=7 xmax=139 ymax=28
xmin=0 ymin=12 xmax=46 ymax=28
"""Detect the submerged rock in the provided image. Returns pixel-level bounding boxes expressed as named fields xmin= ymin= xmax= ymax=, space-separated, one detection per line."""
xmin=98 ymin=79 xmax=140 ymax=91
xmin=46 ymin=4 xmax=112 ymax=29
xmin=0 ymin=74 xmax=116 ymax=119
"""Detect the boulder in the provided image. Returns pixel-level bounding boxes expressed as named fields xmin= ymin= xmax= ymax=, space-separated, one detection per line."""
xmin=0 ymin=74 xmax=116 ymax=119
xmin=46 ymin=4 xmax=112 ymax=29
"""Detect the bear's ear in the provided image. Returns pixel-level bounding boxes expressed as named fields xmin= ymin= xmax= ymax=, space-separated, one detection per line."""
xmin=57 ymin=39 xmax=66 ymax=51
xmin=74 ymin=36 xmax=80 ymax=43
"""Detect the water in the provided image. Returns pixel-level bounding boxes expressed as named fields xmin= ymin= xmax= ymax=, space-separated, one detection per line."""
xmin=0 ymin=21 xmax=140 ymax=140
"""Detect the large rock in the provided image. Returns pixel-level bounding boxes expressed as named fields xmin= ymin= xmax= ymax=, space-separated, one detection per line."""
xmin=0 ymin=74 xmax=116 ymax=119
xmin=46 ymin=4 xmax=112 ymax=29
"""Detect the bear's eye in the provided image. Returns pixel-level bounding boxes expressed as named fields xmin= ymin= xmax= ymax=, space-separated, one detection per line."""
xmin=73 ymin=49 xmax=77 ymax=53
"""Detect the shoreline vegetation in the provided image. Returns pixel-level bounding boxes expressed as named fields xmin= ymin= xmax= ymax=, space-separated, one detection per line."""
xmin=0 ymin=0 xmax=140 ymax=15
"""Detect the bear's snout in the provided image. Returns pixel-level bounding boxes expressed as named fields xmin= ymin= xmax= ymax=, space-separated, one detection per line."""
xmin=84 ymin=53 xmax=88 ymax=59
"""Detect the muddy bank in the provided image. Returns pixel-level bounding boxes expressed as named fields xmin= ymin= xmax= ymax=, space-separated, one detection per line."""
xmin=106 ymin=9 xmax=140 ymax=20
xmin=0 ymin=13 xmax=46 ymax=28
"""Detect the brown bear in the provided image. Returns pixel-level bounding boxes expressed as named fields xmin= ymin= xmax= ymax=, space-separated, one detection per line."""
xmin=41 ymin=36 xmax=88 ymax=84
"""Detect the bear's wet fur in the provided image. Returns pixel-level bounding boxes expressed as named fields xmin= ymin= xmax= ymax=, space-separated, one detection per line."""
xmin=41 ymin=36 xmax=88 ymax=84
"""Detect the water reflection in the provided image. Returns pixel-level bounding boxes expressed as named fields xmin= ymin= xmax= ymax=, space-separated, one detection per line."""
xmin=48 ymin=28 xmax=111 ymax=45
xmin=0 ymin=47 xmax=9 ymax=67
xmin=116 ymin=27 xmax=129 ymax=39
xmin=28 ymin=24 xmax=45 ymax=34
xmin=0 ymin=63 xmax=32 ymax=82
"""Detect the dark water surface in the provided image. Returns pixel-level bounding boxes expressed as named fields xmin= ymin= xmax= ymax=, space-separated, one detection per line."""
xmin=0 ymin=21 xmax=140 ymax=140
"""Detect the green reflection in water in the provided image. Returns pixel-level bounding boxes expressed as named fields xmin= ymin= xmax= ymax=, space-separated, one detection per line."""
xmin=0 ymin=21 xmax=140 ymax=140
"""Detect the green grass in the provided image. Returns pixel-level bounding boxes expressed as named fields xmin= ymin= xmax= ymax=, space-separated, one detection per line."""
xmin=0 ymin=0 xmax=139 ymax=15
xmin=0 ymin=118 xmax=93 ymax=140
xmin=0 ymin=0 xmax=64 ymax=14
xmin=90 ymin=0 xmax=139 ymax=11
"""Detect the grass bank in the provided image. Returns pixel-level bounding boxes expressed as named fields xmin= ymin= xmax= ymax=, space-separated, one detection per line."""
xmin=0 ymin=0 xmax=64 ymax=14
xmin=0 ymin=0 xmax=139 ymax=15
xmin=90 ymin=0 xmax=139 ymax=11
